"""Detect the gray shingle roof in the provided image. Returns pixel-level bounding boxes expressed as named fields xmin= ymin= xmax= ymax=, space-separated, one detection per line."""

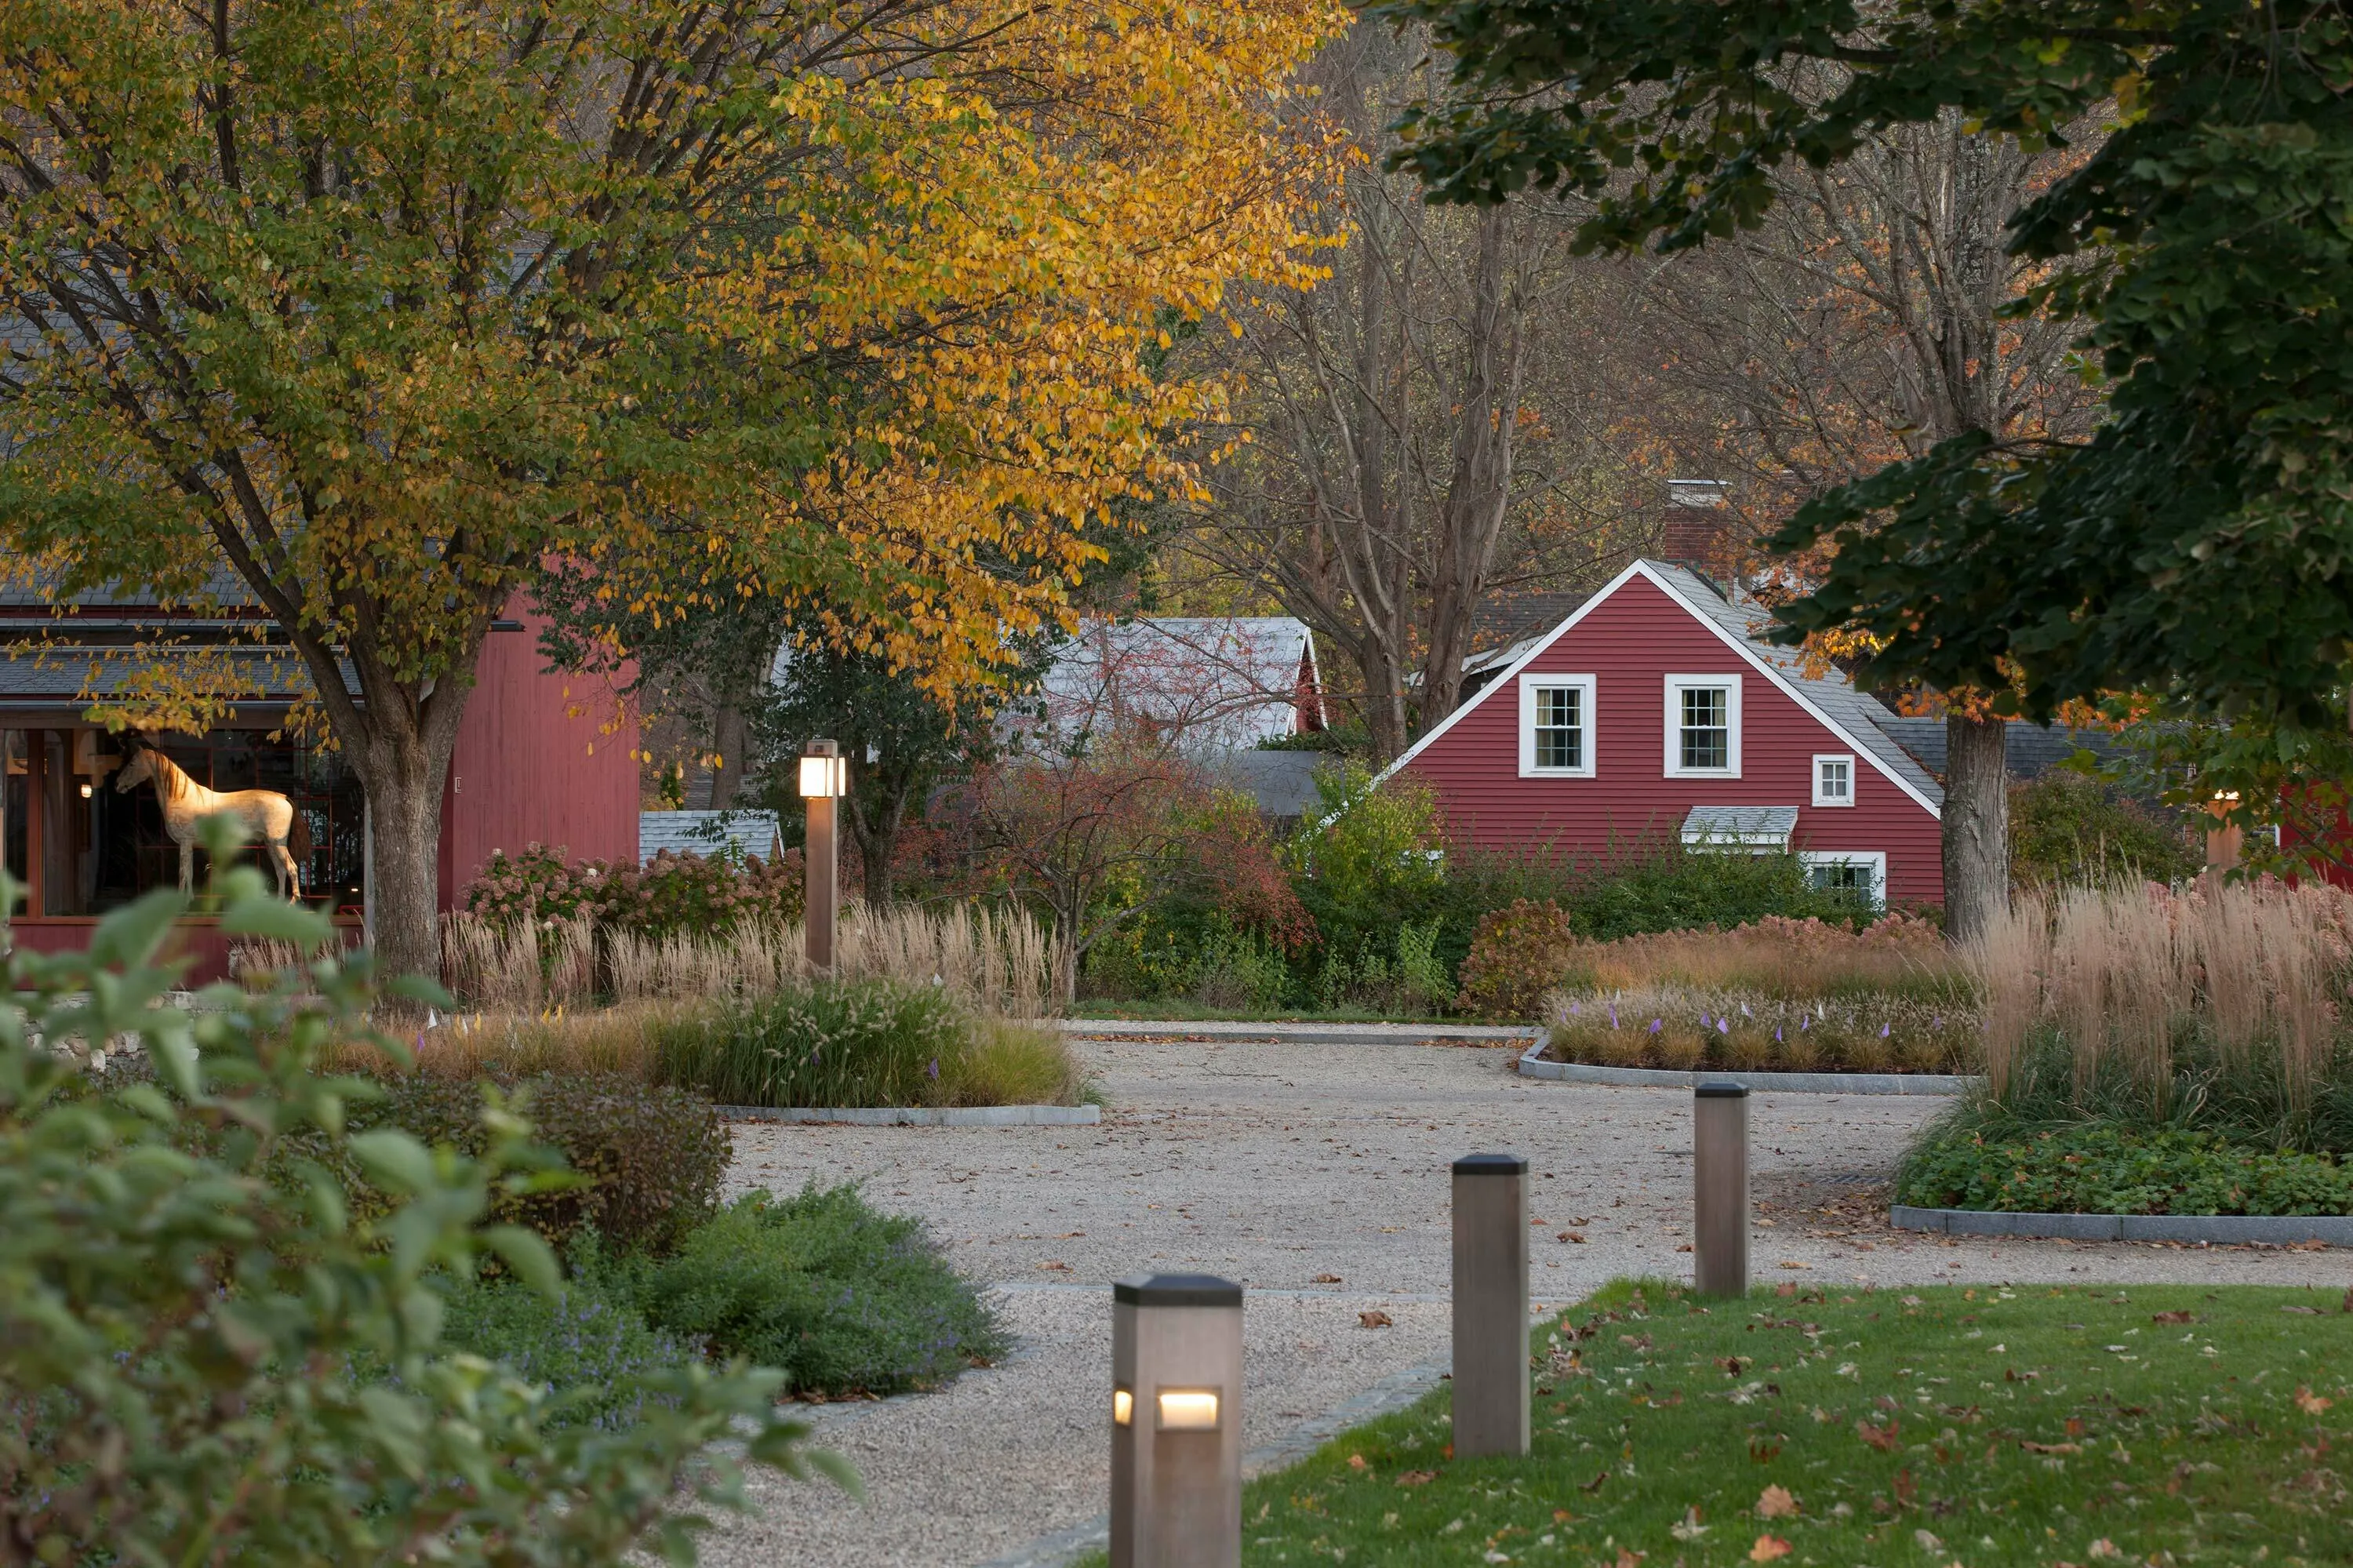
xmin=0 ymin=644 xmax=355 ymax=703
xmin=1871 ymin=716 xmax=2128 ymax=780
xmin=1646 ymin=562 xmax=1945 ymax=812
xmin=1681 ymin=805 xmax=1799 ymax=846
xmin=638 ymin=809 xmax=783 ymax=864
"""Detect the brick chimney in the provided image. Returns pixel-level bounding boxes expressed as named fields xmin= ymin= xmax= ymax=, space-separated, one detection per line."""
xmin=1659 ymin=478 xmax=1733 ymax=580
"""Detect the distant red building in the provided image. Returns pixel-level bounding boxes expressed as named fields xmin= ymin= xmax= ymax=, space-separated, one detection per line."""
xmin=1386 ymin=559 xmax=1946 ymax=908
xmin=0 ymin=578 xmax=635 ymax=977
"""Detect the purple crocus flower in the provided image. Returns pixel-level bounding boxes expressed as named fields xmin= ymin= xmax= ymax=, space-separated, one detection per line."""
xmin=927 ymin=1057 xmax=940 ymax=1081
xmin=1649 ymin=1017 xmax=1663 ymax=1034
xmin=1717 ymin=1017 xmax=1729 ymax=1035
xmin=1880 ymin=1023 xmax=1891 ymax=1038
xmin=1775 ymin=1026 xmax=1783 ymax=1042
xmin=1800 ymin=1016 xmax=1809 ymax=1031
xmin=1609 ymin=1005 xmax=1619 ymax=1028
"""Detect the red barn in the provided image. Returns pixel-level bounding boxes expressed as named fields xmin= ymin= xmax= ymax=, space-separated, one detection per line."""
xmin=1386 ymin=559 xmax=1945 ymax=907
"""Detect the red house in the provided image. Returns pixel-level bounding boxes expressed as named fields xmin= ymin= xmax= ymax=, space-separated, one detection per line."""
xmin=0 ymin=576 xmax=638 ymax=975
xmin=1386 ymin=559 xmax=1945 ymax=907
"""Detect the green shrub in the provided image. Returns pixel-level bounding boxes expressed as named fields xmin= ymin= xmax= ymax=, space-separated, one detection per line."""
xmin=627 ymin=1185 xmax=1009 ymax=1395
xmin=651 ymin=977 xmax=968 ymax=1108
xmin=467 ymin=842 xmax=805 ymax=937
xmin=943 ymin=1016 xmax=1091 ymax=1107
xmin=430 ymin=1257 xmax=700 ymax=1432
xmin=341 ymin=1072 xmax=727 ymax=1256
xmin=1288 ymin=763 xmax=1451 ymax=961
xmin=1 ymin=858 xmax=833 ymax=1565
xmin=1897 ymin=1125 xmax=2353 ymax=1216
xmin=1455 ymin=899 xmax=1580 ymax=1020
xmin=2010 ymin=770 xmax=2200 ymax=887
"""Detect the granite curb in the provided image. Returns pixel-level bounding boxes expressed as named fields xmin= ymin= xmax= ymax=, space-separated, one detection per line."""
xmin=1064 ymin=1018 xmax=1540 ymax=1047
xmin=1517 ymin=1039 xmax=1973 ymax=1096
xmin=1890 ymin=1203 xmax=2353 ymax=1246
xmin=715 ymin=1104 xmax=1101 ymax=1126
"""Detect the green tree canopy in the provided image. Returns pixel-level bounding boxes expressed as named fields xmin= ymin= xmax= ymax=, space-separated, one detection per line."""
xmin=1377 ymin=0 xmax=2353 ymax=737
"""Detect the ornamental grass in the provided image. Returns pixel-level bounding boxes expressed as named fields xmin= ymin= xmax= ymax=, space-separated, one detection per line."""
xmin=1540 ymin=986 xmax=1974 ymax=1074
xmin=1953 ymin=877 xmax=2353 ymax=1153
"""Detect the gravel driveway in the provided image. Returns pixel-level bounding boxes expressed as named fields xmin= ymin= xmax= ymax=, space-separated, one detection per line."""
xmin=698 ymin=1035 xmax=2349 ymax=1568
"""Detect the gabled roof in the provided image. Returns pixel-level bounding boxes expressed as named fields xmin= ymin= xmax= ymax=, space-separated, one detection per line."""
xmin=1380 ymin=558 xmax=1944 ymax=817
xmin=638 ymin=809 xmax=783 ymax=864
xmin=1026 ymin=615 xmax=1321 ymax=751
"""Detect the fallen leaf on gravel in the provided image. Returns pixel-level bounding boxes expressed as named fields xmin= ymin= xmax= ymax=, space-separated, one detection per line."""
xmin=1395 ymin=1468 xmax=1438 ymax=1487
xmin=2151 ymin=1310 xmax=2195 ymax=1324
xmin=2295 ymin=1385 xmax=2334 ymax=1414
xmin=1558 ymin=1231 xmax=1587 ymax=1244
xmin=1675 ymin=1243 xmax=1694 ymax=1253
xmin=1856 ymin=1419 xmax=1901 ymax=1452
xmin=1755 ymin=1485 xmax=1798 ymax=1519
xmin=1057 ymin=1231 xmax=1085 ymax=1239
xmin=1359 ymin=1310 xmax=1393 ymax=1329
xmin=1347 ymin=1453 xmax=1367 ymax=1471
xmin=1314 ymin=1273 xmax=1343 ymax=1283
xmin=1777 ymin=1261 xmax=1810 ymax=1270
xmin=1037 ymin=1261 xmax=1070 ymax=1271
xmin=1748 ymin=1534 xmax=1791 ymax=1562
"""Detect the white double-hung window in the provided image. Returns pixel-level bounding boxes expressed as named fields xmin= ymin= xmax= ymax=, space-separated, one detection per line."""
xmin=1518 ymin=673 xmax=1596 ymax=778
xmin=1663 ymin=674 xmax=1741 ymax=777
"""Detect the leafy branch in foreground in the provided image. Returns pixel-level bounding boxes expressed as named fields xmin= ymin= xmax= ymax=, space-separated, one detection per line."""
xmin=0 ymin=822 xmax=849 ymax=1565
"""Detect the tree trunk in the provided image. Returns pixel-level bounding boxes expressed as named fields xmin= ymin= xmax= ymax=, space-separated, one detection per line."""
xmin=707 ymin=701 xmax=750 ymax=809
xmin=1943 ymin=712 xmax=2009 ymax=942
xmin=848 ymin=784 xmax=908 ymax=908
xmin=351 ymin=715 xmax=467 ymax=995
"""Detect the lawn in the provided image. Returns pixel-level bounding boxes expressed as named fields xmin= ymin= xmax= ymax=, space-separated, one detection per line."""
xmin=1228 ymin=1279 xmax=2351 ymax=1566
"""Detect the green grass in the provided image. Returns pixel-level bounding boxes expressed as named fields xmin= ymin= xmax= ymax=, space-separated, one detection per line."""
xmin=1170 ymin=1279 xmax=2353 ymax=1565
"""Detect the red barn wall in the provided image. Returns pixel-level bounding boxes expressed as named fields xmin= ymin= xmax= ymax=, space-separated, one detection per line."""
xmin=1398 ymin=572 xmax=1945 ymax=905
xmin=436 ymin=606 xmax=639 ymax=909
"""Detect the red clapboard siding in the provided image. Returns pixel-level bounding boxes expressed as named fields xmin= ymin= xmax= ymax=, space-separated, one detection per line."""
xmin=1397 ymin=568 xmax=1945 ymax=905
xmin=435 ymin=602 xmax=640 ymax=909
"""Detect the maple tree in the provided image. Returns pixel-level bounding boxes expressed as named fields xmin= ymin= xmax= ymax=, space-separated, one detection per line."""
xmin=0 ymin=0 xmax=1342 ymax=980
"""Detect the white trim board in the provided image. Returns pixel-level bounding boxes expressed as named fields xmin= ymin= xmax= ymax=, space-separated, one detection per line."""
xmin=1373 ymin=560 xmax=1940 ymax=819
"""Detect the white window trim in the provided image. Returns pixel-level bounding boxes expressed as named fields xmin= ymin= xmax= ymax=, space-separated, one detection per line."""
xmin=1663 ymin=674 xmax=1742 ymax=778
xmin=1518 ymin=673 xmax=1597 ymax=778
xmin=1798 ymin=849 xmax=1887 ymax=909
xmin=1812 ymin=752 xmax=1857 ymax=808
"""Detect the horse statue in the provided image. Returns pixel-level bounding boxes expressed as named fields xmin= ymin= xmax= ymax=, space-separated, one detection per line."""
xmin=115 ymin=740 xmax=307 ymax=900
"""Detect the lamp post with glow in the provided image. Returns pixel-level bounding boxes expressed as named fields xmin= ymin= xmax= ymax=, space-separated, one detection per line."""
xmin=798 ymin=738 xmax=846 ymax=972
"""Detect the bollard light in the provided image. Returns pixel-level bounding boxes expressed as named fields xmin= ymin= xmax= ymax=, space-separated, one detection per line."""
xmin=1111 ymin=1274 xmax=1242 ymax=1568
xmin=1451 ymin=1153 xmax=1531 ymax=1458
xmin=1693 ymin=1083 xmax=1751 ymax=1297
xmin=799 ymin=738 xmax=842 ymax=972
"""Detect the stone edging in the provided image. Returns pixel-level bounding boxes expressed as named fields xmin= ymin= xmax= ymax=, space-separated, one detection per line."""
xmin=1517 ymin=1039 xmax=1972 ymax=1095
xmin=1890 ymin=1203 xmax=2353 ymax=1246
xmin=1064 ymin=1018 xmax=1540 ymax=1047
xmin=718 ymin=1104 xmax=1101 ymax=1126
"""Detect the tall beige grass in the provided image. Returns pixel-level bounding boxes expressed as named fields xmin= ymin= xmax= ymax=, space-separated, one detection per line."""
xmin=1966 ymin=877 xmax=2353 ymax=1112
xmin=604 ymin=904 xmax=1062 ymax=1017
xmin=1561 ymin=912 xmax=1960 ymax=999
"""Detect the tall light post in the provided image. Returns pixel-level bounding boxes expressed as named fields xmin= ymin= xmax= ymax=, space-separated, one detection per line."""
xmin=798 ymin=737 xmax=846 ymax=972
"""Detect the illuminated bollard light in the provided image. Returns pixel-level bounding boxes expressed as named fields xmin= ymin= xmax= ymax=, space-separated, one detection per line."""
xmin=1111 ymin=1273 xmax=1242 ymax=1568
xmin=1451 ymin=1153 xmax=1530 ymax=1458
xmin=1693 ymin=1082 xmax=1751 ymax=1297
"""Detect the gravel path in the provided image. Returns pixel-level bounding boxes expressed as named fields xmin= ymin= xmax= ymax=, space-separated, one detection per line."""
xmin=700 ymin=1036 xmax=2350 ymax=1568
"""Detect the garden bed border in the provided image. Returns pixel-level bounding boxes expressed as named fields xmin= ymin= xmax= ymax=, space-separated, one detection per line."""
xmin=1516 ymin=1038 xmax=1973 ymax=1095
xmin=718 ymin=1104 xmax=1102 ymax=1126
xmin=1889 ymin=1203 xmax=2353 ymax=1246
xmin=1064 ymin=1019 xmax=1542 ymax=1047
